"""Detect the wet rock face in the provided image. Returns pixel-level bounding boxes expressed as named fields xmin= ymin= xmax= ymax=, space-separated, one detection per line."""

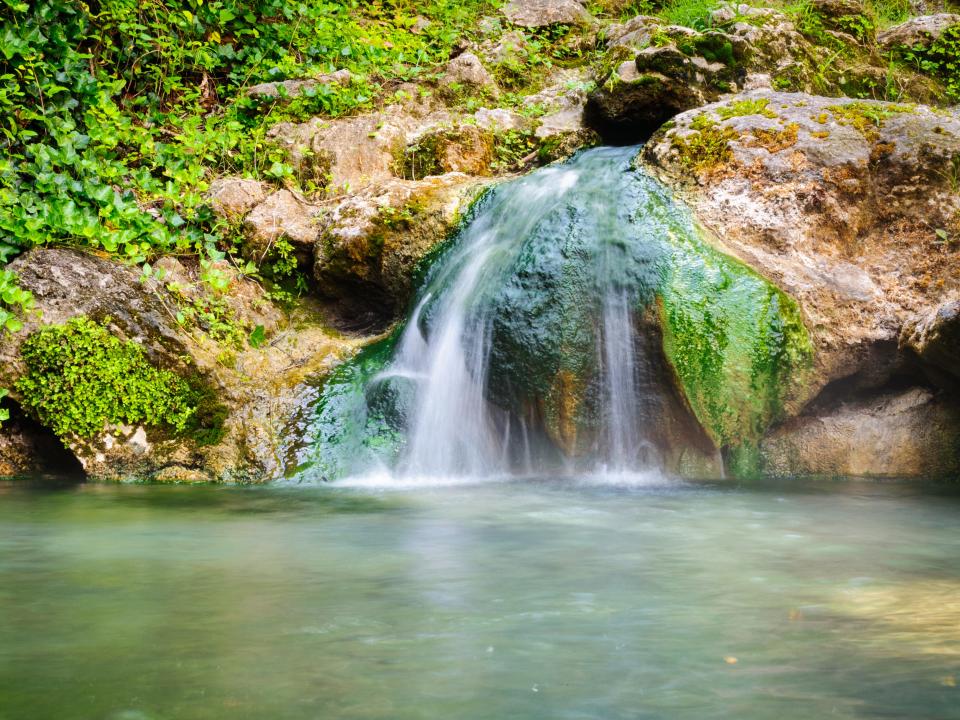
xmin=0 ymin=248 xmax=351 ymax=481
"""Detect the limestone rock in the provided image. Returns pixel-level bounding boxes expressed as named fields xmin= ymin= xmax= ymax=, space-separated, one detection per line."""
xmin=243 ymin=189 xmax=322 ymax=262
xmin=245 ymin=69 xmax=352 ymax=101
xmin=901 ymin=299 xmax=960 ymax=386
xmin=879 ymin=13 xmax=960 ymax=49
xmin=400 ymin=125 xmax=496 ymax=179
xmin=473 ymin=107 xmax=531 ymax=132
xmin=314 ymin=174 xmax=488 ymax=321
xmin=760 ymin=387 xmax=960 ymax=478
xmin=643 ymin=91 xmax=960 ymax=441
xmin=0 ymin=248 xmax=351 ymax=481
xmin=503 ymin=0 xmax=593 ymax=27
xmin=207 ymin=177 xmax=270 ymax=219
xmin=440 ymin=52 xmax=499 ymax=97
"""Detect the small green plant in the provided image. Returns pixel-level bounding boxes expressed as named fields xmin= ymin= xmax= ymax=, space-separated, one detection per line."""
xmin=14 ymin=316 xmax=200 ymax=439
xmin=716 ymin=98 xmax=778 ymax=120
xmin=827 ymin=101 xmax=913 ymax=140
xmin=0 ymin=388 xmax=9 ymax=429
xmin=901 ymin=24 xmax=960 ymax=102
xmin=0 ymin=269 xmax=34 ymax=334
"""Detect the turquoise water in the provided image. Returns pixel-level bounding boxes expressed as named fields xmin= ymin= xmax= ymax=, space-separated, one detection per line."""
xmin=1 ymin=476 xmax=959 ymax=719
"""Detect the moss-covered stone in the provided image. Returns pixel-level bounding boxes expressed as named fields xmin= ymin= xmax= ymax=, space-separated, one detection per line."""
xmin=14 ymin=316 xmax=208 ymax=440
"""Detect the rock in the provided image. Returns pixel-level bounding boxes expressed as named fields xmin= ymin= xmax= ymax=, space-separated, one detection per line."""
xmin=811 ymin=0 xmax=870 ymax=34
xmin=603 ymin=15 xmax=662 ymax=49
xmin=503 ymin=0 xmax=593 ymax=27
xmin=760 ymin=387 xmax=960 ymax=478
xmin=901 ymin=299 xmax=960 ymax=386
xmin=440 ymin=53 xmax=499 ymax=97
xmin=0 ymin=247 xmax=351 ymax=481
xmin=643 ymin=91 xmax=960 ymax=471
xmin=879 ymin=13 xmax=960 ymax=49
xmin=400 ymin=125 xmax=495 ymax=179
xmin=314 ymin=174 xmax=488 ymax=322
xmin=245 ymin=69 xmax=352 ymax=101
xmin=243 ymin=189 xmax=322 ymax=263
xmin=473 ymin=107 xmax=531 ymax=132
xmin=207 ymin=177 xmax=270 ymax=219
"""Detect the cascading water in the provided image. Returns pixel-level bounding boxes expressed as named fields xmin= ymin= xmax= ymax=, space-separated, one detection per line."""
xmin=300 ymin=145 xmax=814 ymax=483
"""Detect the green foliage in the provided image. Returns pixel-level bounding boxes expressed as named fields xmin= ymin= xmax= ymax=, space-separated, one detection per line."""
xmin=827 ymin=100 xmax=913 ymax=140
xmin=0 ymin=387 xmax=8 ymax=428
xmin=716 ymin=98 xmax=777 ymax=119
xmin=0 ymin=268 xmax=33 ymax=333
xmin=14 ymin=316 xmax=199 ymax=438
xmin=0 ymin=0 xmax=499 ymax=286
xmin=901 ymin=25 xmax=960 ymax=102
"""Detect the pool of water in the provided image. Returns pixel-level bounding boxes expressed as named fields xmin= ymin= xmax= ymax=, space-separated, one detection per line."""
xmin=1 ymin=475 xmax=959 ymax=719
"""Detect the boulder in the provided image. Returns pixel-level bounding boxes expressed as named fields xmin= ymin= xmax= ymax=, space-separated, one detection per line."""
xmin=760 ymin=387 xmax=960 ymax=478
xmin=399 ymin=125 xmax=496 ymax=180
xmin=901 ymin=299 xmax=960 ymax=387
xmin=207 ymin=178 xmax=270 ymax=219
xmin=314 ymin=174 xmax=488 ymax=323
xmin=643 ymin=91 xmax=960 ymax=475
xmin=0 ymin=248 xmax=352 ymax=481
xmin=503 ymin=0 xmax=593 ymax=27
xmin=878 ymin=13 xmax=960 ymax=50
xmin=243 ymin=188 xmax=321 ymax=264
xmin=439 ymin=52 xmax=499 ymax=98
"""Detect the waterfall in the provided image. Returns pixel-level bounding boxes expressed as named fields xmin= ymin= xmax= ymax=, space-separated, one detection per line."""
xmin=349 ymin=147 xmax=658 ymax=479
xmin=303 ymin=144 xmax=813 ymax=483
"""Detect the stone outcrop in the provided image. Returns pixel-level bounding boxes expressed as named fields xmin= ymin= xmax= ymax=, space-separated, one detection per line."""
xmin=503 ymin=0 xmax=594 ymax=28
xmin=901 ymin=299 xmax=960 ymax=387
xmin=0 ymin=248 xmax=354 ymax=481
xmin=644 ymin=90 xmax=960 ymax=477
xmin=761 ymin=387 xmax=960 ymax=478
xmin=313 ymin=173 xmax=487 ymax=323
xmin=878 ymin=13 xmax=960 ymax=49
xmin=245 ymin=69 xmax=353 ymax=102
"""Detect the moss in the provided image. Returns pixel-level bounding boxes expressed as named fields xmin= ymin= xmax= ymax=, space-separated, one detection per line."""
xmin=750 ymin=122 xmax=799 ymax=152
xmin=13 ymin=316 xmax=220 ymax=441
xmin=827 ymin=101 xmax=913 ymax=142
xmin=671 ymin=118 xmax=739 ymax=173
xmin=715 ymin=98 xmax=777 ymax=120
xmin=658 ymin=225 xmax=815 ymax=465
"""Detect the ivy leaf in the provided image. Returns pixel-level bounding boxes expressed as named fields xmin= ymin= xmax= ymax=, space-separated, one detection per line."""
xmin=248 ymin=324 xmax=266 ymax=349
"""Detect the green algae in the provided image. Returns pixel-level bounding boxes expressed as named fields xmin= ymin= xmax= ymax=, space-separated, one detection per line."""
xmin=658 ymin=224 xmax=814 ymax=469
xmin=306 ymin=329 xmax=408 ymax=481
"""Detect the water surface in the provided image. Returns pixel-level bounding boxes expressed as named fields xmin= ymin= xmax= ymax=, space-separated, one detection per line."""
xmin=1 ymin=477 xmax=959 ymax=719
